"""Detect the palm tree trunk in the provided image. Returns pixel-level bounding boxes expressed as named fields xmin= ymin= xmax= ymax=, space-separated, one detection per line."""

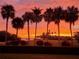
xmin=58 ymin=23 xmax=60 ymax=37
xmin=16 ymin=29 xmax=19 ymax=37
xmin=70 ymin=22 xmax=73 ymax=47
xmin=47 ymin=22 xmax=49 ymax=34
xmin=70 ymin=23 xmax=72 ymax=37
xmin=5 ymin=17 xmax=9 ymax=44
xmin=27 ymin=21 xmax=30 ymax=41
xmin=46 ymin=22 xmax=49 ymax=42
xmin=35 ymin=22 xmax=37 ymax=39
xmin=57 ymin=22 xmax=60 ymax=46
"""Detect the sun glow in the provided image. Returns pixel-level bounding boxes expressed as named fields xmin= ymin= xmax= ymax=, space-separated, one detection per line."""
xmin=19 ymin=33 xmax=71 ymax=39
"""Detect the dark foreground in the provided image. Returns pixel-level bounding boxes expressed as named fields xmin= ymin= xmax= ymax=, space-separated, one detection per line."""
xmin=0 ymin=54 xmax=79 ymax=59
xmin=0 ymin=46 xmax=79 ymax=55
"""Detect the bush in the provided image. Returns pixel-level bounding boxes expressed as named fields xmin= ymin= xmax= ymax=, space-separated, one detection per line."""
xmin=20 ymin=40 xmax=29 ymax=46
xmin=44 ymin=42 xmax=52 ymax=47
xmin=61 ymin=41 xmax=70 ymax=47
xmin=36 ymin=40 xmax=44 ymax=46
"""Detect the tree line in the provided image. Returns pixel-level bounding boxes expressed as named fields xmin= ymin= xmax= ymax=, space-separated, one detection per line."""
xmin=1 ymin=4 xmax=79 ymax=43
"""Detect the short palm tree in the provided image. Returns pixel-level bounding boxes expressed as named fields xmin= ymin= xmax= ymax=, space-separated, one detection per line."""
xmin=22 ymin=12 xmax=33 ymax=40
xmin=43 ymin=8 xmax=54 ymax=34
xmin=12 ymin=17 xmax=24 ymax=37
xmin=64 ymin=6 xmax=79 ymax=37
xmin=1 ymin=4 xmax=15 ymax=42
xmin=32 ymin=7 xmax=42 ymax=39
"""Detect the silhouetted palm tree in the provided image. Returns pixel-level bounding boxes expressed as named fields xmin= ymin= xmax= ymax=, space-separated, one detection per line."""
xmin=32 ymin=7 xmax=42 ymax=39
xmin=43 ymin=8 xmax=54 ymax=34
xmin=12 ymin=17 xmax=24 ymax=37
xmin=1 ymin=4 xmax=15 ymax=41
xmin=22 ymin=12 xmax=33 ymax=40
xmin=64 ymin=6 xmax=79 ymax=37
xmin=54 ymin=6 xmax=64 ymax=37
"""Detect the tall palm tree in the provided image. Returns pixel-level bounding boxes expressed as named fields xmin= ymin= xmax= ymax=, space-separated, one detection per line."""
xmin=54 ymin=6 xmax=64 ymax=37
xmin=43 ymin=8 xmax=54 ymax=34
xmin=12 ymin=17 xmax=24 ymax=37
xmin=32 ymin=7 xmax=42 ymax=39
xmin=1 ymin=4 xmax=15 ymax=42
xmin=22 ymin=12 xmax=33 ymax=40
xmin=64 ymin=6 xmax=79 ymax=37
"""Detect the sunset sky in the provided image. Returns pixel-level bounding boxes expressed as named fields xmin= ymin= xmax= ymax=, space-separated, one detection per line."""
xmin=0 ymin=0 xmax=79 ymax=38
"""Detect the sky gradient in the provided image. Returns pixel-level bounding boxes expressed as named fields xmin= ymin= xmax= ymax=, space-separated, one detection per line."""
xmin=0 ymin=0 xmax=79 ymax=38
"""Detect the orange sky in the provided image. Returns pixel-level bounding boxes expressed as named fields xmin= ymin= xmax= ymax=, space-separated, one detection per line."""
xmin=0 ymin=0 xmax=79 ymax=38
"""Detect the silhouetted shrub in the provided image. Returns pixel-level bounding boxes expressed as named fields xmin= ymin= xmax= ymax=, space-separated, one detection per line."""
xmin=36 ymin=40 xmax=44 ymax=46
xmin=0 ymin=31 xmax=10 ymax=42
xmin=61 ymin=41 xmax=70 ymax=47
xmin=0 ymin=31 xmax=21 ymax=42
xmin=20 ymin=40 xmax=29 ymax=46
xmin=44 ymin=42 xmax=52 ymax=47
xmin=0 ymin=31 xmax=21 ymax=46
